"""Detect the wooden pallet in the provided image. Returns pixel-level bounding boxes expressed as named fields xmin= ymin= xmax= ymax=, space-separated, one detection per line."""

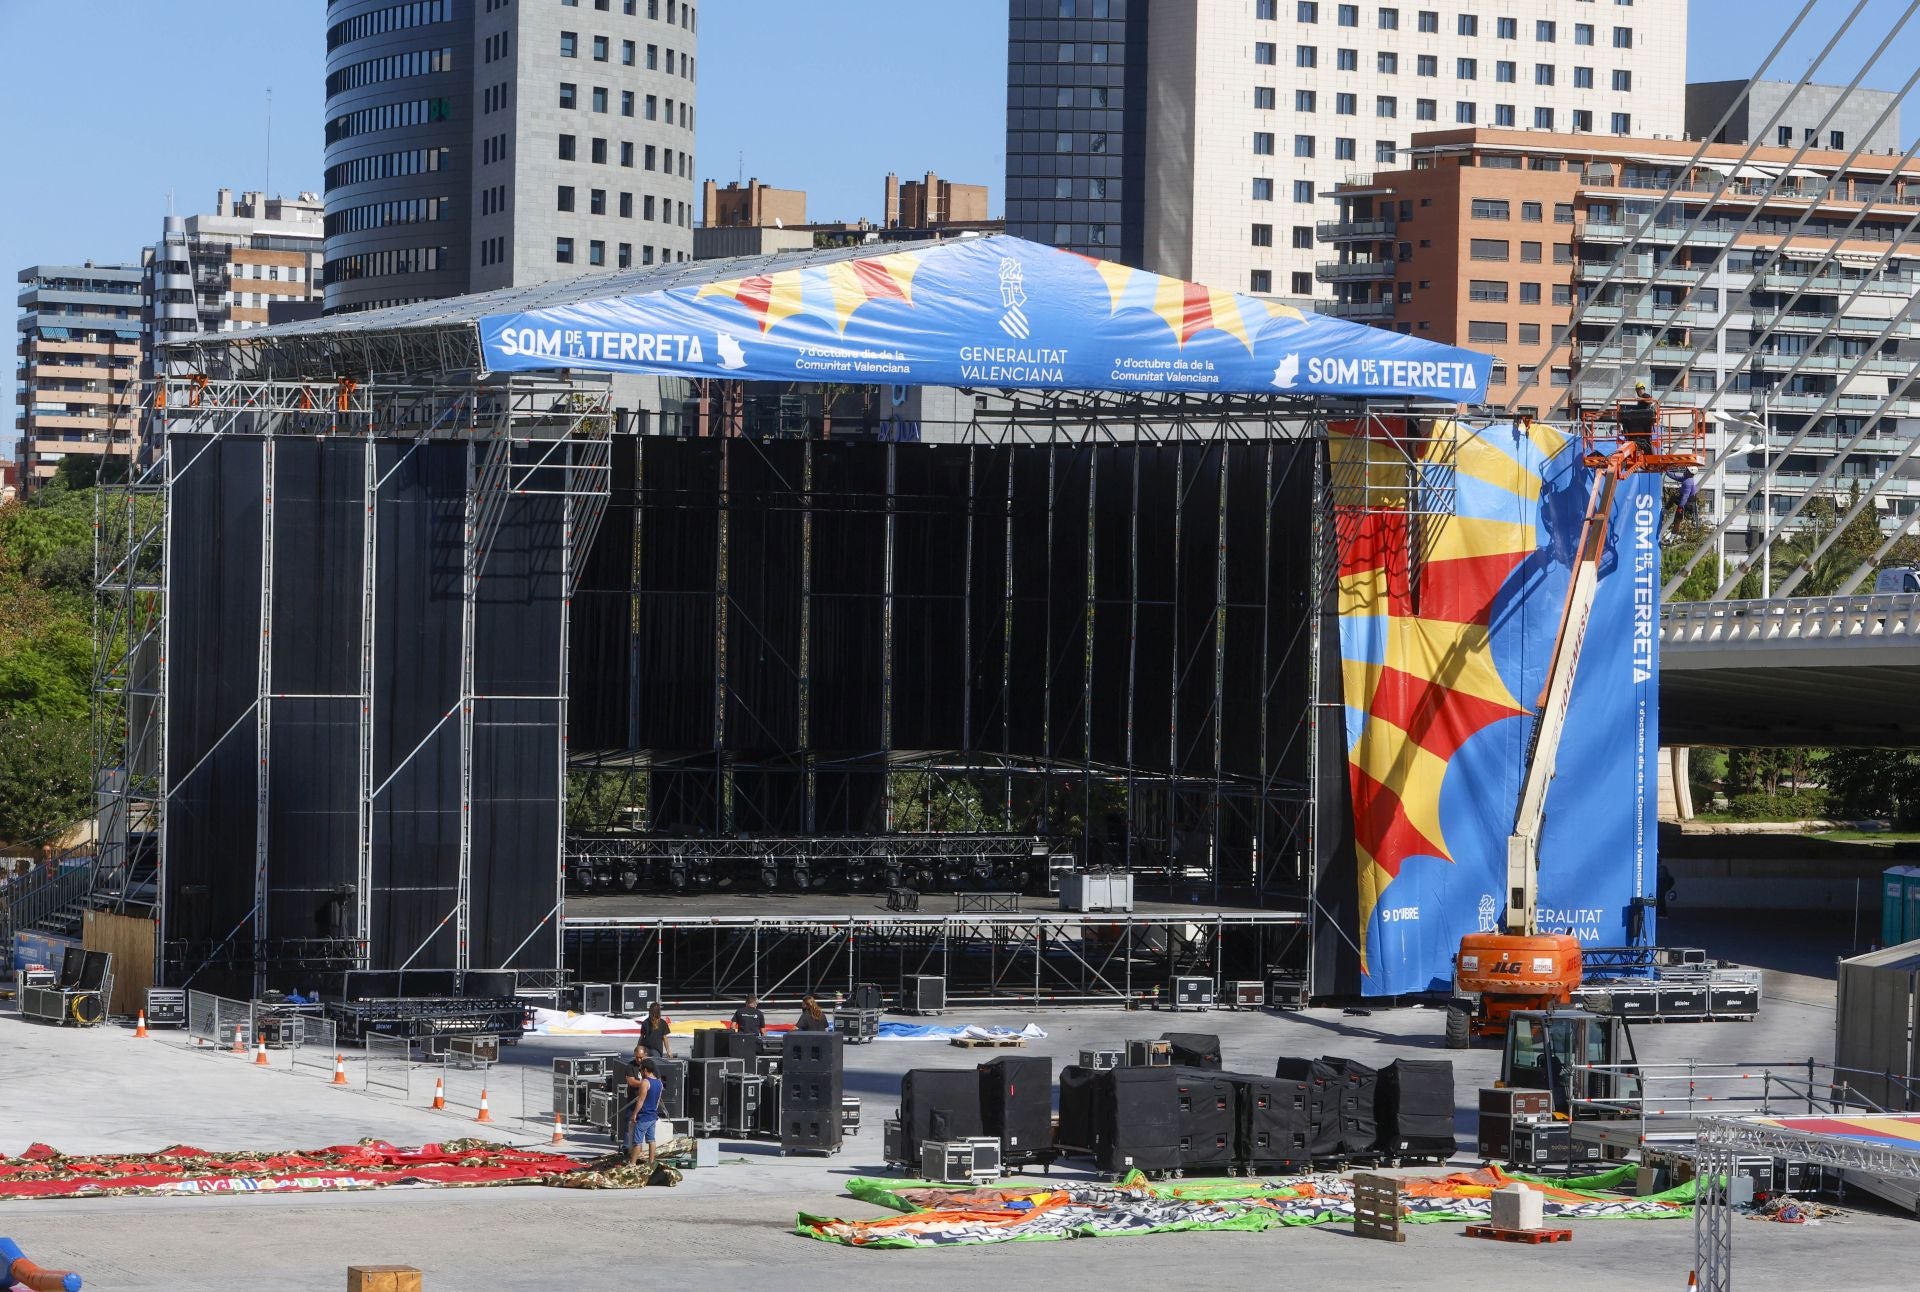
xmin=949 ymin=1035 xmax=1026 ymax=1048
xmin=1465 ymin=1225 xmax=1574 ymax=1245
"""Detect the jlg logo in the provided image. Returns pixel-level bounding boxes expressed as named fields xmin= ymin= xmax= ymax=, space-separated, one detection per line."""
xmin=1491 ymin=960 xmax=1525 ymax=975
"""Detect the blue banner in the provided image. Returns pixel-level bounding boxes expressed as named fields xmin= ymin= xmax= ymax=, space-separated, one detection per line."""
xmin=1336 ymin=420 xmax=1658 ymax=996
xmin=478 ymin=235 xmax=1489 ymax=402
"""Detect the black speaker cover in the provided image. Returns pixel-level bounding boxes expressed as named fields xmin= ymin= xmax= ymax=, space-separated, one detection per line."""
xmin=783 ymin=1032 xmax=846 ymax=1072
xmin=1229 ymin=1073 xmax=1315 ymax=1165
xmin=978 ymin=1055 xmax=1052 ymax=1158
xmin=1272 ymin=1057 xmax=1341 ymax=1157
xmin=1160 ymin=1032 xmax=1222 ymax=1070
xmin=1172 ymin=1068 xmax=1235 ymax=1136
xmin=692 ymin=1028 xmax=725 ymax=1059
xmin=783 ymin=1065 xmax=844 ymax=1113
xmin=1321 ymin=1056 xmax=1378 ymax=1155
xmin=1095 ymin=1066 xmax=1180 ymax=1172
xmin=463 ymin=970 xmax=516 ymax=998
xmin=899 ymin=1068 xmax=984 ymax=1161
xmin=1057 ymin=1065 xmax=1098 ymax=1150
xmin=1378 ymin=1058 xmax=1456 ymax=1155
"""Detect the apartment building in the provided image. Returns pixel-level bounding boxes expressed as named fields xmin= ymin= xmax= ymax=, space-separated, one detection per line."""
xmin=148 ymin=189 xmax=326 ymax=348
xmin=13 ymin=263 xmax=145 ymax=488
xmin=702 ymin=178 xmax=807 ymax=228
xmin=885 ymin=172 xmax=991 ymax=231
xmin=323 ymin=0 xmax=699 ymax=312
xmin=1321 ymin=126 xmax=1920 ymax=551
xmin=1007 ymin=0 xmax=1685 ymax=298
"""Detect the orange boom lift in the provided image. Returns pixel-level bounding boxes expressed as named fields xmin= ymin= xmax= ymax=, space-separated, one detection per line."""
xmin=1445 ymin=393 xmax=1703 ymax=1047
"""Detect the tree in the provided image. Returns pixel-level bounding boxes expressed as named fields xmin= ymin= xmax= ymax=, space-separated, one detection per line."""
xmin=1822 ymin=748 xmax=1920 ymax=830
xmin=0 ymin=712 xmax=93 ymax=847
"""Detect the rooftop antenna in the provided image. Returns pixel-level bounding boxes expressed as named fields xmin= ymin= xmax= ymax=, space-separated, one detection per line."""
xmin=737 ymin=150 xmax=743 ymax=184
xmin=265 ymin=86 xmax=274 ymax=196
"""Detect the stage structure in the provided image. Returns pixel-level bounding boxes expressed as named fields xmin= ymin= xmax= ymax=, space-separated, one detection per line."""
xmin=95 ymin=235 xmax=1489 ymax=1003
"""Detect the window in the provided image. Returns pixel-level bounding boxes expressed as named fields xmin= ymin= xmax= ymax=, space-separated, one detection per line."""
xmin=559 ymin=83 xmax=577 ymax=109
xmin=1518 ymin=323 xmax=1540 ymax=344
xmin=622 ymin=90 xmax=634 ymax=116
xmin=1612 ymin=69 xmax=1631 ymax=91
xmin=621 ymin=141 xmax=634 ymax=166
xmin=1533 ymin=106 xmax=1555 ymax=129
xmin=1416 ymin=97 xmax=1437 ymax=120
xmin=1279 ymin=87 xmax=1299 ymax=110
xmin=1090 ymin=132 xmax=1108 ymax=153
xmin=588 ymin=239 xmax=605 ymax=266
xmin=1254 ymin=132 xmax=1276 ymax=155
xmin=591 ymin=137 xmax=607 ymax=163
xmin=1295 ymin=134 xmax=1317 ymax=157
xmin=1337 ymin=47 xmax=1358 ymax=70
xmin=593 ymin=35 xmax=609 ymax=60
xmin=1613 ymin=26 xmax=1633 ymax=48
xmin=1377 ymin=51 xmax=1397 ymax=74
xmin=1056 ymin=87 xmax=1072 ymax=108
xmin=1250 ymin=269 xmax=1273 ymax=292
xmin=644 ymin=144 xmax=656 ymax=169
xmin=1471 ymin=198 xmax=1510 ymax=219
xmin=1497 ymin=60 xmax=1516 ymax=82
xmin=556 ymin=237 xmax=575 ymax=264
xmin=1535 ymin=63 xmax=1554 ymax=85
xmin=1296 ymin=44 xmax=1317 ymax=67
xmin=1255 ymin=0 xmax=1276 ymax=15
xmin=646 ymin=44 xmax=657 ymax=69
xmin=1497 ymin=16 xmax=1516 ymax=38
xmin=1293 ymin=179 xmax=1316 ymax=201
xmin=1253 ymin=177 xmax=1275 ymax=200
xmin=1457 ymin=57 xmax=1477 ymax=79
xmin=1458 ymin=101 xmax=1478 ymax=123
xmin=1292 ymin=225 xmax=1315 ymax=248
xmin=1571 ymin=108 xmax=1591 ymax=131
xmin=1292 ymin=271 xmax=1314 ymax=293
xmin=618 ymin=242 xmax=632 ymax=269
xmin=559 ymin=133 xmax=577 ymax=160
xmin=1575 ymin=23 xmax=1594 ymax=45
xmin=560 ymin=30 xmax=578 ymax=57
xmin=1256 ymin=42 xmax=1278 ymax=64
xmin=1830 ymin=130 xmax=1845 ymax=149
xmin=1057 ymin=132 xmax=1074 ymax=152
xmin=1378 ymin=7 xmax=1398 ymax=30
xmin=1338 ymin=3 xmax=1358 ymax=25
xmin=1519 ymin=282 xmax=1541 ymax=304
xmin=1553 ymin=242 xmax=1573 ymax=264
xmin=1336 ymin=92 xmax=1356 ymax=114
xmin=1493 ymin=103 xmax=1515 ymax=126
xmin=1375 ymin=139 xmax=1397 ymax=163
xmin=1334 ymin=137 xmax=1355 ymax=159
xmin=1777 ymin=125 xmax=1793 ymax=146
xmin=1252 ymin=223 xmax=1274 ymax=247
xmin=558 ymin=185 xmax=576 ymax=211
xmin=1536 ymin=19 xmax=1556 ymax=41
xmin=1467 ymin=320 xmax=1508 ymax=342
xmin=1398 ymin=282 xmax=1412 ymax=302
xmin=1573 ymin=66 xmax=1592 ymax=88
xmin=1418 ymin=9 xmax=1438 ymax=32
xmin=1521 ymin=201 xmax=1542 ymax=222
xmin=1553 ymin=283 xmax=1573 ymax=305
xmin=1090 ymin=177 xmax=1107 ymax=197
xmin=592 ymin=86 xmax=609 ymax=112
xmin=1551 ymin=368 xmax=1571 ymax=388
xmin=1417 ymin=54 xmax=1436 ymax=76
xmin=1458 ymin=13 xmax=1477 ymax=35
xmin=1488 ymin=363 xmax=1508 ymax=385
xmin=619 ymin=192 xmax=633 ymax=217
xmin=1554 ymin=202 xmax=1575 ymax=223
xmin=1376 ymin=95 xmax=1396 ymax=117
xmin=623 ymin=39 xmax=635 ymax=65
xmin=1055 ymin=177 xmax=1072 ymax=199
xmin=1470 ymin=238 xmax=1509 ymax=261
xmin=1297 ymin=0 xmax=1318 ymax=20
xmin=590 ymin=188 xmax=606 ymax=215
xmin=1515 ymin=240 xmax=1539 ymax=263
xmin=1469 ymin=280 xmax=1509 ymax=302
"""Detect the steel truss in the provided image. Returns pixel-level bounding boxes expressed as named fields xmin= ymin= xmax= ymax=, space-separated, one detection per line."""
xmin=95 ymin=373 xmax=611 ymax=991
xmin=564 ymin=908 xmax=1309 ymax=1010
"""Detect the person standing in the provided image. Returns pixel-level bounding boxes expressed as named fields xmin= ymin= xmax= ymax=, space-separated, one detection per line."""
xmin=731 ymin=994 xmax=766 ymax=1036
xmin=637 ymin=1001 xmax=673 ymax=1059
xmin=794 ymin=995 xmax=828 ymax=1032
xmin=624 ymin=1056 xmax=663 ymax=1170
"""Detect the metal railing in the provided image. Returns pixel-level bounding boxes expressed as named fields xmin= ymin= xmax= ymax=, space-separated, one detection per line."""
xmin=0 ymin=850 xmax=97 ymax=958
xmin=289 ymin=1015 xmax=340 ymax=1078
xmin=1661 ymin=592 xmax=1920 ymax=648
xmin=1569 ymin=1058 xmax=1918 ymax=1148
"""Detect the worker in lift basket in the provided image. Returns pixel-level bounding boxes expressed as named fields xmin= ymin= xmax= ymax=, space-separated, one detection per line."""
xmin=1619 ymin=381 xmax=1659 ymax=452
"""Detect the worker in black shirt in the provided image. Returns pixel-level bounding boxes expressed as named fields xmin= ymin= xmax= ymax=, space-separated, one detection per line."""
xmin=637 ymin=1001 xmax=673 ymax=1059
xmin=1619 ymin=381 xmax=1658 ymax=452
xmin=731 ymin=994 xmax=766 ymax=1036
xmin=795 ymin=995 xmax=829 ymax=1031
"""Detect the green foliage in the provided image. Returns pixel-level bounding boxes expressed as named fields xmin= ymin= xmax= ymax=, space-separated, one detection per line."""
xmin=566 ymin=766 xmax=648 ymax=832
xmin=1822 ymin=748 xmax=1920 ymax=830
xmin=890 ymin=770 xmax=994 ymax=833
xmin=0 ymin=712 xmax=92 ymax=846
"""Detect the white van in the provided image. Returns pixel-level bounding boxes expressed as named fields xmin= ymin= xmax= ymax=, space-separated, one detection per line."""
xmin=1873 ymin=567 xmax=1920 ymax=594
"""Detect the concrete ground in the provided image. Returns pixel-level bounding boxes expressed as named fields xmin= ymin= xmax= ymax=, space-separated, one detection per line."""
xmin=3 ymin=973 xmax=1913 ymax=1291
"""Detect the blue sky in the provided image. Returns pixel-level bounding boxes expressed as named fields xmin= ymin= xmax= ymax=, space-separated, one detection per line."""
xmin=3 ymin=0 xmax=1917 ymax=455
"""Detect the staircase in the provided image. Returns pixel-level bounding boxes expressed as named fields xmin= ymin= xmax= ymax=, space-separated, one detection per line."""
xmin=0 ymin=847 xmax=98 ymax=963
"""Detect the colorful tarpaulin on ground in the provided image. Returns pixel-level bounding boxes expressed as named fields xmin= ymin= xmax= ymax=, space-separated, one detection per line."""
xmin=527 ymin=1008 xmax=1044 ymax=1042
xmin=1335 ymin=418 xmax=1660 ymax=995
xmin=477 ymin=234 xmax=1490 ymax=402
xmin=0 ymin=1140 xmax=670 ymax=1201
xmin=798 ymin=1166 xmax=1691 ymax=1248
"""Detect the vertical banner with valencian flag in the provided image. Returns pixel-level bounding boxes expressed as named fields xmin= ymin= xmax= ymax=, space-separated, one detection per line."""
xmin=1335 ymin=419 xmax=1659 ymax=997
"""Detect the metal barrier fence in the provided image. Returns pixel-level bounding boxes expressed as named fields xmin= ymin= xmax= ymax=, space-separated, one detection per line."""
xmin=365 ymin=1035 xmax=418 ymax=1098
xmin=289 ymin=1015 xmax=340 ymax=1078
xmin=213 ymin=995 xmax=255 ymax=1054
xmin=439 ymin=1061 xmax=494 ymax=1120
xmin=186 ymin=989 xmax=222 ymax=1047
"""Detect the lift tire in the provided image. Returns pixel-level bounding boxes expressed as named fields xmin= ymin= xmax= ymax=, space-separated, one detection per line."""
xmin=1444 ymin=1004 xmax=1471 ymax=1050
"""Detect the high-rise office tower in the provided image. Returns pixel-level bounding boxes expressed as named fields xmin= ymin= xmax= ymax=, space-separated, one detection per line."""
xmin=323 ymin=0 xmax=699 ymax=313
xmin=1008 ymin=0 xmax=1684 ymax=300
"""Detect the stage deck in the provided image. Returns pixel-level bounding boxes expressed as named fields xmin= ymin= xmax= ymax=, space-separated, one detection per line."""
xmin=562 ymin=890 xmax=1305 ymax=925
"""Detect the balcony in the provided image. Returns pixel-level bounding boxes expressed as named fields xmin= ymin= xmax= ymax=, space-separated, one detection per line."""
xmin=1316 ymin=260 xmax=1396 ymax=283
xmin=1757 ymin=271 xmax=1918 ymax=297
xmin=1581 ymin=223 xmax=1736 ymax=246
xmin=1762 ymin=311 xmax=1914 ymax=338
xmin=1579 ymin=301 xmax=1711 ymax=323
xmin=1317 ymin=217 xmax=1396 ymax=242
xmin=1324 ymin=298 xmax=1396 ymax=321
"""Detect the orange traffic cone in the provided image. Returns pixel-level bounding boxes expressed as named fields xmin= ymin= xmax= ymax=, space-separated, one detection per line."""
xmin=254 ymin=1033 xmax=270 ymax=1066
xmin=231 ymin=1024 xmax=246 ymax=1055
xmin=332 ymin=1054 xmax=349 ymax=1086
xmin=432 ymin=1076 xmax=447 ymax=1110
xmin=1686 ymin=1276 xmax=1698 ymax=1291
xmin=475 ymin=1088 xmax=494 ymax=1124
xmin=134 ymin=1011 xmax=149 ymax=1038
xmin=551 ymin=1112 xmax=567 ymax=1145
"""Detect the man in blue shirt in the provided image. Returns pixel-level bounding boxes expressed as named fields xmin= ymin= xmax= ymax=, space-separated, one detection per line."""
xmin=625 ymin=1056 xmax=663 ymax=1170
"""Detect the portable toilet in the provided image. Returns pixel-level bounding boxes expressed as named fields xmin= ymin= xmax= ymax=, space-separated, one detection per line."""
xmin=1886 ymin=867 xmax=1920 ymax=947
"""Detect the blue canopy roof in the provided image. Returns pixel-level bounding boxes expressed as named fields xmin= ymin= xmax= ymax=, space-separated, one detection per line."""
xmin=478 ymin=234 xmax=1488 ymax=403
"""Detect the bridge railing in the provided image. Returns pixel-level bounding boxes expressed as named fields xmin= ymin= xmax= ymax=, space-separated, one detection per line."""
xmin=1661 ymin=592 xmax=1920 ymax=647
